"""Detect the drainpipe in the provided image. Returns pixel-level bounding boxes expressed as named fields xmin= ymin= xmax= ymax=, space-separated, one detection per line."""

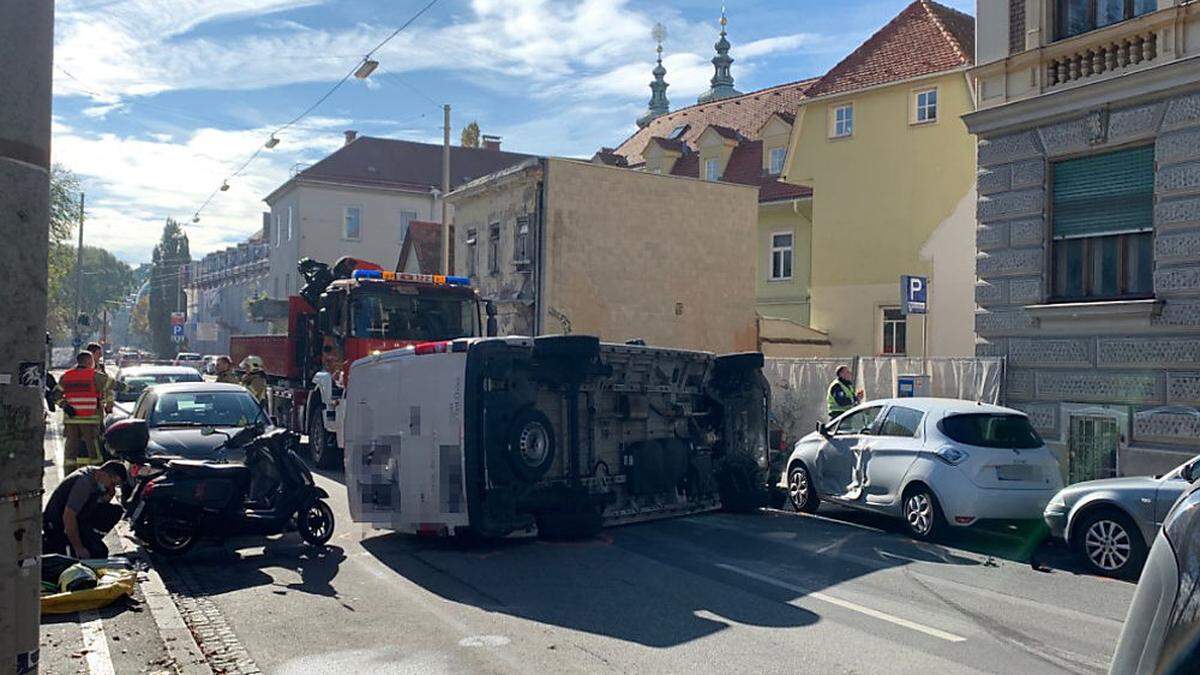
xmin=533 ymin=159 xmax=548 ymax=336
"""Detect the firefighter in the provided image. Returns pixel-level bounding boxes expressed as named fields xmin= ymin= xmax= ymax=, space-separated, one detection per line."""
xmin=239 ymin=355 xmax=268 ymax=404
xmin=826 ymin=364 xmax=863 ymax=420
xmin=53 ymin=352 xmax=106 ymax=468
xmin=85 ymin=341 xmax=122 ymax=413
xmin=213 ymin=355 xmax=239 ymax=384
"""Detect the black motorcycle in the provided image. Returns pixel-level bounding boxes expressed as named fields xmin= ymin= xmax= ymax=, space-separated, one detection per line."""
xmin=104 ymin=419 xmax=335 ymax=556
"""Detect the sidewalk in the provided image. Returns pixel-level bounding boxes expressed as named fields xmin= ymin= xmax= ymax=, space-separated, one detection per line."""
xmin=40 ymin=416 xmax=209 ymax=675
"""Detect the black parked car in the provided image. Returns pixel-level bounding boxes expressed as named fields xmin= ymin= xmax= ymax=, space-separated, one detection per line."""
xmin=1110 ymin=477 xmax=1200 ymax=673
xmin=116 ymin=382 xmax=276 ymax=461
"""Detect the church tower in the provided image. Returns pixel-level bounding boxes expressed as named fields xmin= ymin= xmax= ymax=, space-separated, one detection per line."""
xmin=697 ymin=7 xmax=742 ymax=104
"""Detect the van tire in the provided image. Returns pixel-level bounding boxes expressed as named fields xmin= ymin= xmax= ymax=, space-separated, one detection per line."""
xmin=307 ymin=397 xmax=343 ymax=470
xmin=532 ymin=335 xmax=601 ymax=361
xmin=507 ymin=409 xmax=556 ymax=482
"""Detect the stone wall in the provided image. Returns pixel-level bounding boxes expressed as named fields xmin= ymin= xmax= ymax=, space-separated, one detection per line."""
xmin=976 ymin=88 xmax=1200 ymax=476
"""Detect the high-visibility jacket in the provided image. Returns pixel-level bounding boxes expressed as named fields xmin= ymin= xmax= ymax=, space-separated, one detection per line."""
xmin=60 ymin=367 xmax=102 ymax=424
xmin=827 ymin=379 xmax=857 ymax=419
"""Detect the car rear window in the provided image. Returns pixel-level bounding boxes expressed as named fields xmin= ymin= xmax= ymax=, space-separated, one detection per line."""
xmin=938 ymin=413 xmax=1042 ymax=449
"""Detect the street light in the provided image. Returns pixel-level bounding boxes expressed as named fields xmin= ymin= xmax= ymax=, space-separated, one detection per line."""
xmin=354 ymin=58 xmax=379 ymax=80
xmin=220 ymin=180 xmax=230 ymax=192
xmin=192 ymin=215 xmax=200 ymax=223
xmin=265 ymin=134 xmax=280 ymax=149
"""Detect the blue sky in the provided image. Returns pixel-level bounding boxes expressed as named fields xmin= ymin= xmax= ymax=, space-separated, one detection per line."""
xmin=52 ymin=0 xmax=973 ymax=263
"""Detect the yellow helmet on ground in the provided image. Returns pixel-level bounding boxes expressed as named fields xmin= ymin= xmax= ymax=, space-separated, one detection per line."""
xmin=239 ymin=356 xmax=264 ymax=373
xmin=59 ymin=563 xmax=99 ymax=592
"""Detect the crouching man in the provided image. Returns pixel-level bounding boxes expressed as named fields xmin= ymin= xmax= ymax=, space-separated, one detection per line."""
xmin=43 ymin=460 xmax=128 ymax=560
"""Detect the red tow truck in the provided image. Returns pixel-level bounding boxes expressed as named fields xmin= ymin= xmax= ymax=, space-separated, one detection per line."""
xmin=231 ymin=257 xmax=494 ymax=468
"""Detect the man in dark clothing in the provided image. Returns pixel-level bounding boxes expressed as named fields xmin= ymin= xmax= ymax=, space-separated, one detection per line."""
xmin=43 ymin=460 xmax=127 ymax=559
xmin=827 ymin=365 xmax=863 ymax=420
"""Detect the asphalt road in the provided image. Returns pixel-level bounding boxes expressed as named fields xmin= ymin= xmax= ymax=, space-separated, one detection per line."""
xmin=155 ymin=464 xmax=1135 ymax=675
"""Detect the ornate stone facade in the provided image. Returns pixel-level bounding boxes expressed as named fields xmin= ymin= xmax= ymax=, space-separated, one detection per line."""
xmin=970 ymin=88 xmax=1200 ymax=476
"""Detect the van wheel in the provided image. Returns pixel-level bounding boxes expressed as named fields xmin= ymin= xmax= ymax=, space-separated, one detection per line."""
xmin=308 ymin=401 xmax=343 ymax=470
xmin=788 ymin=463 xmax=820 ymax=514
xmin=507 ymin=409 xmax=555 ymax=482
xmin=1074 ymin=509 xmax=1146 ymax=580
xmin=902 ymin=486 xmax=944 ymax=541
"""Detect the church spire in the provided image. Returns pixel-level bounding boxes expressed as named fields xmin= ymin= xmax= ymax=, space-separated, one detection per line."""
xmin=697 ymin=5 xmax=741 ymax=104
xmin=638 ymin=22 xmax=670 ymax=129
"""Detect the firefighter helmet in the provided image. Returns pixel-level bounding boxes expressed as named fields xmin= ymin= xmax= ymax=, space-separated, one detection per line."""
xmin=59 ymin=563 xmax=99 ymax=592
xmin=239 ymin=356 xmax=264 ymax=373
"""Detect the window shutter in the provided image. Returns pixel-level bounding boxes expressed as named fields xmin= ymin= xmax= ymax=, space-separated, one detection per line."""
xmin=1052 ymin=145 xmax=1154 ymax=240
xmin=1008 ymin=0 xmax=1025 ymax=54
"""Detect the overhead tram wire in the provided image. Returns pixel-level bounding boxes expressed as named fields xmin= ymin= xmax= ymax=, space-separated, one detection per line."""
xmin=188 ymin=0 xmax=444 ymax=224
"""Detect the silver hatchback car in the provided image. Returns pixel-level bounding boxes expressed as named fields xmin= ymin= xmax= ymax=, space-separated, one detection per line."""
xmin=1043 ymin=454 xmax=1200 ymax=579
xmin=780 ymin=398 xmax=1063 ymax=540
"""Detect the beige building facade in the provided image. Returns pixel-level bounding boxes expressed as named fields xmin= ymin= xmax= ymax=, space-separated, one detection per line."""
xmin=448 ymin=158 xmax=760 ymax=354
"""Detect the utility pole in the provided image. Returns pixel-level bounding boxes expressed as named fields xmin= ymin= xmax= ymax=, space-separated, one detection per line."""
xmin=72 ymin=192 xmax=84 ymax=349
xmin=0 ymin=1 xmax=54 ymax=672
xmin=441 ymin=103 xmax=451 ymax=276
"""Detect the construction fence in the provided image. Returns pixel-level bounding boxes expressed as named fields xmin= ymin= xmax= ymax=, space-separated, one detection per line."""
xmin=765 ymin=356 xmax=1006 ymax=449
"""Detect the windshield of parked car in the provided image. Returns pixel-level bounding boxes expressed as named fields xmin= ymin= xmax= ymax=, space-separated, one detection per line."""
xmin=117 ymin=371 xmax=204 ymax=401
xmin=349 ymin=288 xmax=479 ymax=341
xmin=938 ymin=413 xmax=1043 ymax=449
xmin=148 ymin=391 xmax=268 ymax=427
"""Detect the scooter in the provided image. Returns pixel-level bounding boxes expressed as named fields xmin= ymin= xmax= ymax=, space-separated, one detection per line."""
xmin=104 ymin=419 xmax=335 ymax=556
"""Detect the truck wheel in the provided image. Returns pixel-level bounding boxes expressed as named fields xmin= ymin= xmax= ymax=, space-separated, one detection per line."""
xmin=308 ymin=402 xmax=343 ymax=470
xmin=507 ymin=409 xmax=555 ymax=482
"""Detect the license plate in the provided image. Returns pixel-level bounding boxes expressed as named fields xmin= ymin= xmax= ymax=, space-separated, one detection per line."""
xmin=131 ymin=500 xmax=145 ymax=523
xmin=997 ymin=464 xmax=1035 ymax=481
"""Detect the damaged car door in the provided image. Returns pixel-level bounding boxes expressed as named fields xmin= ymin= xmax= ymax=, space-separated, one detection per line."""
xmin=815 ymin=405 xmax=883 ymax=501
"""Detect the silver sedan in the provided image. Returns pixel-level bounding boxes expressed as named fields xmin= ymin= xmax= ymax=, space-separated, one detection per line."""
xmin=1043 ymin=454 xmax=1199 ymax=578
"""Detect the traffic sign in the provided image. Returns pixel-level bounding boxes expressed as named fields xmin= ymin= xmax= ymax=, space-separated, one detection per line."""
xmin=901 ymin=275 xmax=927 ymax=315
xmin=171 ymin=324 xmax=185 ymax=337
xmin=173 ymin=334 xmax=185 ymax=343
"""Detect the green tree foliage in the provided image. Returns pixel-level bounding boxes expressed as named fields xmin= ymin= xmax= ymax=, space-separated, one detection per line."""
xmin=148 ymin=219 xmax=190 ymax=357
xmin=461 ymin=121 xmax=481 ymax=148
xmin=46 ymin=166 xmax=136 ymax=340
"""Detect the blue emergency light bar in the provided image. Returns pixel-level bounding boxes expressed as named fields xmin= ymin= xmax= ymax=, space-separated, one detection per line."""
xmin=351 ymin=269 xmax=472 ymax=287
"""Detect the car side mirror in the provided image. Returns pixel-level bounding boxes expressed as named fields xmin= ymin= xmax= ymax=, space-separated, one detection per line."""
xmin=816 ymin=421 xmax=831 ymax=438
xmin=200 ymin=426 xmax=216 ymax=436
xmin=1184 ymin=461 xmax=1197 ymax=483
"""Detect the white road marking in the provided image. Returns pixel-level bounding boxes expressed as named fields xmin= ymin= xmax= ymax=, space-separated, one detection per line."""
xmin=714 ymin=563 xmax=968 ymax=643
xmin=79 ymin=611 xmax=116 ymax=675
xmin=760 ymin=507 xmax=887 ymax=533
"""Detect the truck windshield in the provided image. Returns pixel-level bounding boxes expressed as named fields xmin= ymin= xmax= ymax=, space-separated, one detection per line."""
xmin=349 ymin=289 xmax=479 ymax=341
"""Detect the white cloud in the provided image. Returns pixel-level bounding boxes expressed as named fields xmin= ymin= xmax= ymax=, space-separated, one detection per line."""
xmin=738 ymin=33 xmax=824 ymax=59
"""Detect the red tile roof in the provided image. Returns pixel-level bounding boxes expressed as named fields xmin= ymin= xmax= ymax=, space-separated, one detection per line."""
xmin=397 ymin=220 xmax=453 ymax=275
xmin=613 ymin=77 xmax=819 ymax=162
xmin=668 ymin=139 xmax=811 ymax=203
xmin=804 ymin=1 xmax=974 ymax=98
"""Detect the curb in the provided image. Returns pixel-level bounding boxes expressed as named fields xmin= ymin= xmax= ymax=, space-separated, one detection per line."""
xmin=114 ymin=522 xmax=212 ymax=675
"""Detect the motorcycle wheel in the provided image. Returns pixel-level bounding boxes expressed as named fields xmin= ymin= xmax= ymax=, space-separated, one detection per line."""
xmin=148 ymin=516 xmax=197 ymax=556
xmin=298 ymin=499 xmax=335 ymax=547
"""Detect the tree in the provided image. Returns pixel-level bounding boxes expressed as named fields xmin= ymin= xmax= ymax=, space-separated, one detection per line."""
xmin=461 ymin=121 xmax=481 ymax=148
xmin=129 ymin=293 xmax=150 ymax=342
xmin=46 ymin=165 xmax=81 ymax=337
xmin=147 ymin=219 xmax=190 ymax=358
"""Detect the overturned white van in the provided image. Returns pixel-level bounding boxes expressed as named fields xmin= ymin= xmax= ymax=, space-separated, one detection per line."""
xmin=343 ymin=335 xmax=769 ymax=539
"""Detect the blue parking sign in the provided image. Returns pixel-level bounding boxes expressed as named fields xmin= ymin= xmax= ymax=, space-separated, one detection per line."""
xmin=901 ymin=275 xmax=927 ymax=315
xmin=171 ymin=324 xmax=184 ymax=337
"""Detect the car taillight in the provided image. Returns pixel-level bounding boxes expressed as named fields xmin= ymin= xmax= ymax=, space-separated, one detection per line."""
xmin=142 ymin=479 xmax=158 ymax=498
xmin=130 ymin=463 xmax=142 ymax=478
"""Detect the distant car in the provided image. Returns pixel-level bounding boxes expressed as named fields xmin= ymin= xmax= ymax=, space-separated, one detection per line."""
xmin=1043 ymin=454 xmax=1199 ymax=579
xmin=117 ymin=382 xmax=274 ymax=461
xmin=173 ymin=352 xmax=204 ymax=371
xmin=1109 ymin=477 xmax=1200 ymax=673
xmin=107 ymin=365 xmax=205 ymax=423
xmin=780 ymin=398 xmax=1063 ymax=540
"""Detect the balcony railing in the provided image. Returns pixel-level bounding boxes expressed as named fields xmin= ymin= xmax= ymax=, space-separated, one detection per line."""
xmin=1046 ymin=29 xmax=1158 ymax=88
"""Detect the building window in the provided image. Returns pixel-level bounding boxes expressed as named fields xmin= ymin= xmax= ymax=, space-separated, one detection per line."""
xmin=465 ymin=228 xmax=477 ymax=277
xmin=770 ymin=232 xmax=793 ymax=280
xmin=1056 ymin=0 xmax=1157 ymax=40
xmin=882 ymin=308 xmax=906 ymax=356
xmin=274 ymin=213 xmax=282 ymax=247
xmin=487 ymin=223 xmax=500 ymax=275
xmin=1009 ymin=0 xmax=1026 ymax=54
xmin=398 ymin=210 xmax=417 ymax=242
xmin=286 ymin=205 xmax=294 ymax=241
xmin=343 ymin=206 xmax=361 ymax=240
xmin=514 ymin=216 xmax=530 ymax=262
xmin=704 ymin=157 xmax=720 ymax=181
xmin=1051 ymin=145 xmax=1154 ymax=301
xmin=914 ymin=88 xmax=938 ymax=123
xmin=832 ymin=104 xmax=853 ymax=138
xmin=768 ymin=146 xmax=787 ymax=175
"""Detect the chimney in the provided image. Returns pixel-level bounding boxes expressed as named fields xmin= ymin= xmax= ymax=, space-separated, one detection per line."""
xmin=344 ymin=130 xmax=358 ymax=145
xmin=481 ymin=134 xmax=501 ymax=151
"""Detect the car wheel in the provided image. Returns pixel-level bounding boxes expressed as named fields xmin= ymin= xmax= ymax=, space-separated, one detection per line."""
xmin=788 ymin=463 xmax=819 ymax=514
xmin=902 ymin=486 xmax=944 ymax=541
xmin=1075 ymin=509 xmax=1147 ymax=579
xmin=308 ymin=402 xmax=343 ymax=470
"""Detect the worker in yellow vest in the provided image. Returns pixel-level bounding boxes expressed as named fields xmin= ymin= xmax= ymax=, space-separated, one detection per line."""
xmin=826 ymin=365 xmax=863 ymax=420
